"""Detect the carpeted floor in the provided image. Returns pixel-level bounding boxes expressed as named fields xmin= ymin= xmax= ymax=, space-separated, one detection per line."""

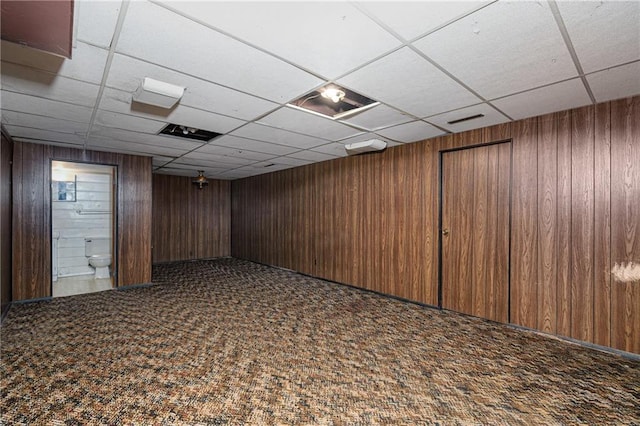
xmin=1 ymin=258 xmax=639 ymax=425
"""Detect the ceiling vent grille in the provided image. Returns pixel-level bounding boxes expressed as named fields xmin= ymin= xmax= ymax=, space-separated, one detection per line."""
xmin=159 ymin=123 xmax=222 ymax=142
xmin=447 ymin=113 xmax=485 ymax=125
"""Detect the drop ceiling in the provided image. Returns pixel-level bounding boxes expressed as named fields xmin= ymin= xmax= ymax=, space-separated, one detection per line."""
xmin=1 ymin=0 xmax=639 ymax=180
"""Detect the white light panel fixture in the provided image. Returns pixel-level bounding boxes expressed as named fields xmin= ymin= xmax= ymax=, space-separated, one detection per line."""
xmin=344 ymin=138 xmax=387 ymax=155
xmin=132 ymin=77 xmax=185 ymax=109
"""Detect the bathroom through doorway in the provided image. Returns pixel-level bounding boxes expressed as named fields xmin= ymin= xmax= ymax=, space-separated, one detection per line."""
xmin=51 ymin=160 xmax=117 ymax=298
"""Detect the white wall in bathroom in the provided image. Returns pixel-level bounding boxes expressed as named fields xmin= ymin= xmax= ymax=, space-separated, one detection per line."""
xmin=52 ymin=172 xmax=112 ymax=277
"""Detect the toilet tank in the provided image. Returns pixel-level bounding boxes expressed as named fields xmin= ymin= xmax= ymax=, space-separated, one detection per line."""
xmin=85 ymin=237 xmax=110 ymax=256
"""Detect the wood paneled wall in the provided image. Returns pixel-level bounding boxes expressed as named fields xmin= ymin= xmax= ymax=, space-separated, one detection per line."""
xmin=232 ymin=96 xmax=640 ymax=354
xmin=12 ymin=142 xmax=152 ymax=300
xmin=1 ymin=131 xmax=13 ymax=314
xmin=152 ymin=174 xmax=230 ymax=263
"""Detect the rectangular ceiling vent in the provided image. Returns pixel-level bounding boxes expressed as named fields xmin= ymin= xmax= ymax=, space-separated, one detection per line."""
xmin=288 ymin=83 xmax=379 ymax=120
xmin=447 ymin=113 xmax=485 ymax=125
xmin=159 ymin=123 xmax=222 ymax=142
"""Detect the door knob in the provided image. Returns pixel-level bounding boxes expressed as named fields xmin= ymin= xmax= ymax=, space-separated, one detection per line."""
xmin=442 ymin=229 xmax=450 ymax=236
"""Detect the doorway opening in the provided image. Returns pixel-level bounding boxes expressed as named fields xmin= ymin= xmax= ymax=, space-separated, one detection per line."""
xmin=51 ymin=160 xmax=117 ymax=298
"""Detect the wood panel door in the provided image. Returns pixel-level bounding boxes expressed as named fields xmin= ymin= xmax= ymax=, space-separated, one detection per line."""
xmin=441 ymin=142 xmax=511 ymax=322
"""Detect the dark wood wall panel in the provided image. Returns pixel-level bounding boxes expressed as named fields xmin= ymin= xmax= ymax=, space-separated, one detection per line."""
xmin=152 ymin=174 xmax=230 ymax=263
xmin=610 ymin=96 xmax=640 ymax=354
xmin=232 ymin=95 xmax=640 ymax=354
xmin=12 ymin=142 xmax=152 ymax=300
xmin=1 ymin=132 xmax=13 ymax=313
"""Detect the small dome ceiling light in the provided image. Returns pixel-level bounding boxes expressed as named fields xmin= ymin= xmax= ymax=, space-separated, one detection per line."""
xmin=192 ymin=170 xmax=209 ymax=189
xmin=321 ymin=87 xmax=346 ymax=103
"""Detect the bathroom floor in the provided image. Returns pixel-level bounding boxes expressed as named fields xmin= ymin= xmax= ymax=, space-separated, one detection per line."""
xmin=53 ymin=275 xmax=113 ymax=298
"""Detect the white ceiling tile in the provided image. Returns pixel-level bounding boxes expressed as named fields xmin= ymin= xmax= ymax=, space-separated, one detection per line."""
xmin=237 ymin=163 xmax=295 ymax=174
xmin=587 ymin=62 xmax=640 ymax=103
xmin=1 ymin=62 xmax=100 ymax=107
xmin=193 ymin=144 xmax=274 ymax=162
xmin=106 ymin=54 xmax=278 ymax=120
xmin=87 ymin=136 xmax=188 ymax=157
xmin=1 ymin=41 xmax=108 ymax=85
xmin=375 ymin=120 xmax=446 ymax=143
xmin=266 ymin=156 xmax=313 ymax=167
xmin=426 ymin=103 xmax=511 ymax=133
xmin=492 ymin=79 xmax=592 ymax=121
xmin=258 ymin=107 xmax=363 ymax=141
xmin=1 ymin=91 xmax=93 ymax=123
xmin=1 ymin=111 xmax=89 ymax=134
xmin=156 ymin=162 xmax=228 ymax=173
xmin=4 ymin=125 xmax=86 ymax=145
xmin=153 ymin=168 xmax=201 ymax=177
xmin=116 ymin=1 xmax=323 ymax=103
xmin=90 ymin=125 xmax=203 ymax=151
xmin=311 ymin=142 xmax=350 ymax=158
xmin=414 ymin=1 xmax=577 ymax=100
xmin=160 ymin=1 xmax=401 ymax=79
xmin=76 ymin=0 xmax=121 ymax=48
xmin=557 ymin=1 xmax=640 ymax=74
xmin=356 ymin=1 xmax=489 ymax=41
xmin=287 ymin=150 xmax=338 ymax=163
xmin=94 ymin=110 xmax=166 ymax=134
xmin=339 ymin=104 xmax=414 ymax=130
xmin=231 ymin=123 xmax=329 ymax=149
xmin=152 ymin=156 xmax=175 ymax=167
xmin=180 ymin=152 xmax=255 ymax=167
xmin=337 ymin=47 xmax=480 ymax=118
xmin=99 ymin=88 xmax=245 ymax=134
xmin=213 ymin=135 xmax=298 ymax=156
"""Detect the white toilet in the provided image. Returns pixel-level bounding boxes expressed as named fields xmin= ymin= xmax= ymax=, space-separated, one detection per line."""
xmin=85 ymin=238 xmax=111 ymax=279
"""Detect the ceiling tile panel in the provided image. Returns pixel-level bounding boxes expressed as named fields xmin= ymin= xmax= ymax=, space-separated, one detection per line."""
xmin=1 ymin=111 xmax=89 ymax=134
xmin=426 ymin=103 xmax=511 ymax=133
xmin=231 ymin=123 xmax=329 ymax=149
xmin=557 ymin=1 xmax=640 ymax=74
xmin=258 ymin=107 xmax=363 ymax=141
xmin=356 ymin=1 xmax=489 ymax=41
xmin=375 ymin=120 xmax=446 ymax=143
xmin=311 ymin=142 xmax=350 ymax=158
xmin=76 ymin=0 xmax=121 ymax=48
xmin=1 ymin=41 xmax=108 ymax=85
xmin=414 ymin=1 xmax=577 ymax=100
xmin=212 ymin=135 xmax=298 ymax=156
xmin=1 ymin=91 xmax=93 ymax=123
xmin=158 ymin=1 xmax=401 ymax=79
xmin=192 ymin=144 xmax=274 ymax=162
xmin=90 ymin=125 xmax=203 ymax=151
xmin=287 ymin=150 xmax=338 ymax=162
xmin=99 ymin=88 xmax=246 ymax=134
xmin=587 ymin=62 xmax=640 ymax=103
xmin=180 ymin=152 xmax=256 ymax=167
xmin=1 ymin=62 xmax=100 ymax=107
xmin=492 ymin=79 xmax=592 ymax=120
xmin=339 ymin=104 xmax=415 ymax=131
xmin=337 ymin=47 xmax=481 ymax=118
xmin=94 ymin=110 xmax=166 ymax=134
xmin=116 ymin=1 xmax=323 ymax=103
xmin=4 ymin=125 xmax=86 ymax=145
xmin=87 ymin=136 xmax=188 ymax=157
xmin=106 ymin=54 xmax=278 ymax=121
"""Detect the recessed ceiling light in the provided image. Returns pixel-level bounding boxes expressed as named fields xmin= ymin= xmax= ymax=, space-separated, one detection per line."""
xmin=158 ymin=123 xmax=222 ymax=142
xmin=289 ymin=83 xmax=379 ymax=120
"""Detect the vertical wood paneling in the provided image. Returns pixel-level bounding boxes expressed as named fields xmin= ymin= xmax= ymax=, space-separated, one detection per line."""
xmin=231 ymin=96 xmax=640 ymax=353
xmin=571 ymin=106 xmax=595 ymax=342
xmin=610 ymin=97 xmax=640 ymax=353
xmin=152 ymin=174 xmax=230 ymax=263
xmin=537 ymin=113 xmax=558 ymax=334
xmin=511 ymin=117 xmax=538 ymax=329
xmin=12 ymin=142 xmax=152 ymax=300
xmin=556 ymin=110 xmax=573 ymax=337
xmin=1 ymin=132 xmax=13 ymax=312
xmin=594 ymin=102 xmax=612 ymax=347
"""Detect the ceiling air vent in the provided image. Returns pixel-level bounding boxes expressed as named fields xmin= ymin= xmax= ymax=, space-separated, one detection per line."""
xmin=288 ymin=83 xmax=379 ymax=120
xmin=159 ymin=123 xmax=222 ymax=142
xmin=447 ymin=113 xmax=485 ymax=125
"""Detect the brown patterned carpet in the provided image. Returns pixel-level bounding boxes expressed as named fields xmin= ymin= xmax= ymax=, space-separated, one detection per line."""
xmin=1 ymin=258 xmax=639 ymax=425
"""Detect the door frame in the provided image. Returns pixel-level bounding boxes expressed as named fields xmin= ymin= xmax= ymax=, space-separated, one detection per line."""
xmin=49 ymin=159 xmax=119 ymax=296
xmin=437 ymin=139 xmax=513 ymax=320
